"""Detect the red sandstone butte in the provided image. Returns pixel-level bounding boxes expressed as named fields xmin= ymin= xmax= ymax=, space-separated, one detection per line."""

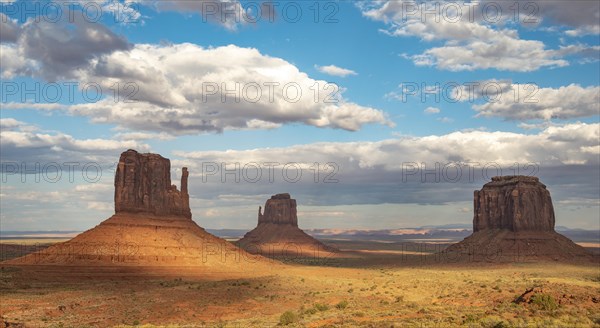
xmin=238 ymin=193 xmax=338 ymax=258
xmin=444 ymin=176 xmax=592 ymax=262
xmin=115 ymin=149 xmax=191 ymax=219
xmin=3 ymin=150 xmax=271 ymax=272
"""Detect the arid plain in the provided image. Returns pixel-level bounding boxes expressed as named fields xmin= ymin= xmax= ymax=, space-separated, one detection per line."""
xmin=1 ymin=243 xmax=599 ymax=327
xmin=1 ymin=151 xmax=598 ymax=328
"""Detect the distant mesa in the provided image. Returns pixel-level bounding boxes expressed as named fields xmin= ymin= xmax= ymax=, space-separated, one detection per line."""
xmin=3 ymin=149 xmax=269 ymax=271
xmin=444 ymin=176 xmax=592 ymax=262
xmin=474 ymin=176 xmax=554 ymax=232
xmin=258 ymin=193 xmax=298 ymax=226
xmin=238 ymin=193 xmax=339 ymax=258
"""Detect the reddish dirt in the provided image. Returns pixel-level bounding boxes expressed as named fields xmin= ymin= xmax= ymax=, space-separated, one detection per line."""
xmin=237 ymin=223 xmax=342 ymax=258
xmin=3 ymin=213 xmax=277 ymax=274
xmin=442 ymin=229 xmax=594 ymax=263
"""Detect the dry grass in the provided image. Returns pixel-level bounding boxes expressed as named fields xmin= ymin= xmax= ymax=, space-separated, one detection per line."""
xmin=1 ymin=261 xmax=598 ymax=327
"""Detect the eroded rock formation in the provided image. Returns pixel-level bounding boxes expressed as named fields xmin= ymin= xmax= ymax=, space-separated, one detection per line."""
xmin=443 ymin=175 xmax=592 ymax=262
xmin=474 ymin=176 xmax=555 ymax=232
xmin=258 ymin=193 xmax=298 ymax=226
xmin=238 ymin=193 xmax=338 ymax=257
xmin=3 ymin=149 xmax=271 ymax=269
xmin=114 ymin=149 xmax=191 ymax=219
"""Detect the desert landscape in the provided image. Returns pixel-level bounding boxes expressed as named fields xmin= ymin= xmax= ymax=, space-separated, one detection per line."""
xmin=1 ymin=150 xmax=598 ymax=328
xmin=1 ymin=1 xmax=599 ymax=327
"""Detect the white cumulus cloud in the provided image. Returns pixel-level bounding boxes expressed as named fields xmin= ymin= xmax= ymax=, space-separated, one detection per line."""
xmin=315 ymin=64 xmax=358 ymax=77
xmin=360 ymin=1 xmax=599 ymax=71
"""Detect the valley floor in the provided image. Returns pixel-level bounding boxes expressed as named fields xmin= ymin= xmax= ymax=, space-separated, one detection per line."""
xmin=1 ymin=258 xmax=599 ymax=327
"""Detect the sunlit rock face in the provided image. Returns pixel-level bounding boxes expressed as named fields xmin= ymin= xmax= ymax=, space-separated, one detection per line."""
xmin=114 ymin=149 xmax=191 ymax=219
xmin=239 ymin=193 xmax=338 ymax=258
xmin=257 ymin=193 xmax=298 ymax=227
xmin=4 ymin=149 xmax=272 ymax=269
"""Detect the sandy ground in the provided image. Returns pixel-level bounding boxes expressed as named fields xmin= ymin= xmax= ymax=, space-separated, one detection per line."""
xmin=1 ymin=240 xmax=599 ymax=328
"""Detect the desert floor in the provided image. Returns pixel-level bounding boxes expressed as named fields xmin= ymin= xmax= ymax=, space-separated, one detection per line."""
xmin=1 ymin=239 xmax=599 ymax=328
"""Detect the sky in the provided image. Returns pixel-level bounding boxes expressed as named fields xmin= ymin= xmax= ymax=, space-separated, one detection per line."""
xmin=0 ymin=0 xmax=599 ymax=232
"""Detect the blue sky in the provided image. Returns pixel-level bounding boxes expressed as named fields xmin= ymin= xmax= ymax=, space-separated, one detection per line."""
xmin=1 ymin=0 xmax=599 ymax=231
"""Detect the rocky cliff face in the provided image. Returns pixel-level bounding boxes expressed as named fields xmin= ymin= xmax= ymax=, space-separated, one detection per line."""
xmin=257 ymin=193 xmax=298 ymax=227
xmin=5 ymin=149 xmax=276 ymax=268
xmin=114 ymin=149 xmax=191 ymax=219
xmin=473 ymin=176 xmax=555 ymax=232
xmin=442 ymin=175 xmax=592 ymax=262
xmin=238 ymin=193 xmax=338 ymax=257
